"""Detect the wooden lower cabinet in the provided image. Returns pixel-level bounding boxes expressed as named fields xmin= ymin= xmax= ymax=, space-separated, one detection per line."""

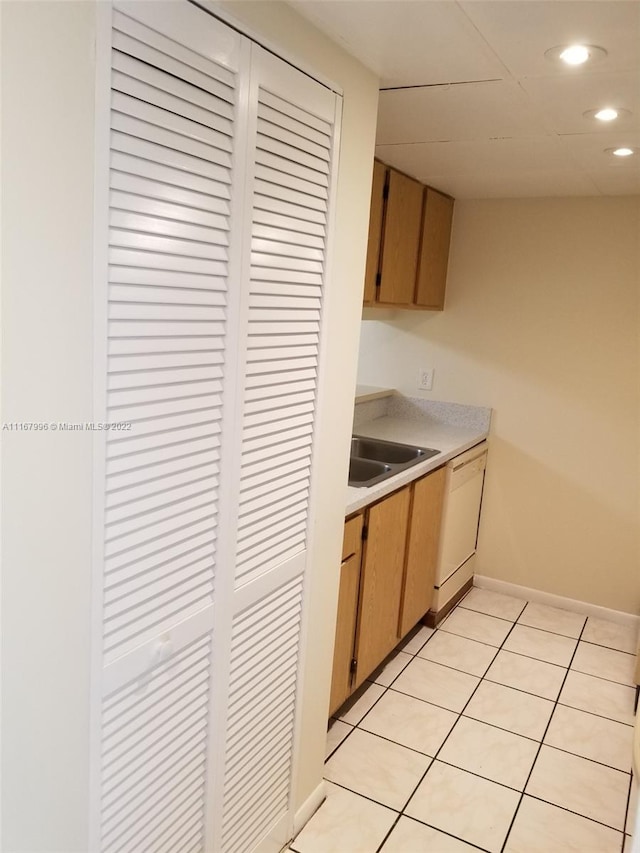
xmin=329 ymin=515 xmax=363 ymax=716
xmin=398 ymin=467 xmax=446 ymax=636
xmin=354 ymin=486 xmax=411 ymax=688
xmin=329 ymin=468 xmax=446 ymax=715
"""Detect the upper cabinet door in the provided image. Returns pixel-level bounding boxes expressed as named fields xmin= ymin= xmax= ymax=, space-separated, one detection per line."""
xmin=415 ymin=188 xmax=454 ymax=310
xmin=363 ymin=160 xmax=386 ymax=304
xmin=378 ymin=168 xmax=423 ymax=305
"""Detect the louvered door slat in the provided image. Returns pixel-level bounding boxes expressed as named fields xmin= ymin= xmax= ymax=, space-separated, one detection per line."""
xmin=259 ymin=89 xmax=332 ymax=137
xmin=105 ymin=530 xmax=215 ymax=592
xmin=110 ymin=210 xmax=228 ymax=246
xmin=110 ymin=169 xmax=230 ymax=217
xmin=240 ymin=458 xmax=309 ymax=494
xmin=111 ymin=91 xmax=233 ymax=155
xmin=253 ymin=222 xmax=324 ymax=249
xmin=257 ymin=135 xmax=330 ymax=176
xmin=110 ymin=190 xmax=229 ymax=232
xmin=109 ymin=346 xmax=224 ymax=369
xmin=112 ymin=8 xmax=235 ymax=88
xmin=111 ymin=150 xmax=231 ymax=201
xmin=111 ymin=131 xmax=231 ymax=183
xmin=112 ymin=50 xmax=234 ymax=118
xmin=257 ymin=103 xmax=330 ymax=152
xmin=253 ymin=206 xmax=326 ymax=238
xmin=111 ymin=112 xmax=233 ymax=169
xmin=256 ymin=151 xmax=329 ymax=189
xmin=244 ymin=377 xmax=316 ymax=403
xmin=112 ymin=30 xmax=234 ymax=103
xmin=109 ymin=228 xmax=228 ymax=261
xmin=254 ymin=179 xmax=327 ymax=213
xmin=240 ymin=442 xmax=309 ymax=474
xmin=106 ymin=461 xmax=218 ymax=508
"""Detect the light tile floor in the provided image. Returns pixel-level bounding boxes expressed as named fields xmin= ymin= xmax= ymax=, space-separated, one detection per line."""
xmin=290 ymin=588 xmax=638 ymax=853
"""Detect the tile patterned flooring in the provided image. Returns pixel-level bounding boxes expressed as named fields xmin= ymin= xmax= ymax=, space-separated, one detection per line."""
xmin=290 ymin=588 xmax=638 ymax=853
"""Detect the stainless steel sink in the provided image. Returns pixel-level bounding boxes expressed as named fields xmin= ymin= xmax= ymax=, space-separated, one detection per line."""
xmin=349 ymin=435 xmax=440 ymax=487
xmin=348 ymin=457 xmax=392 ymax=485
xmin=351 ymin=436 xmax=429 ymax=465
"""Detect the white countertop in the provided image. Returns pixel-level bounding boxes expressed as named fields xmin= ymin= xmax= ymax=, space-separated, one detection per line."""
xmin=346 ymin=415 xmax=489 ymax=515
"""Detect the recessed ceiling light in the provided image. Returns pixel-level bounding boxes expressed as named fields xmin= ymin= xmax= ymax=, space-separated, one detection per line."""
xmin=560 ymin=44 xmax=590 ymax=65
xmin=604 ymin=146 xmax=637 ymax=157
xmin=544 ymin=44 xmax=608 ymax=66
xmin=612 ymin=147 xmax=635 ymax=157
xmin=595 ymin=108 xmax=618 ymax=121
xmin=583 ymin=107 xmax=632 ymax=123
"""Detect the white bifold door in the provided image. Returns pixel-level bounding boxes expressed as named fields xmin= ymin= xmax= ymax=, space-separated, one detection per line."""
xmin=91 ymin=3 xmax=341 ymax=851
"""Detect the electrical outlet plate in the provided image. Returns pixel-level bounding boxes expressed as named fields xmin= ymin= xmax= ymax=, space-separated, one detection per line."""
xmin=418 ymin=367 xmax=434 ymax=391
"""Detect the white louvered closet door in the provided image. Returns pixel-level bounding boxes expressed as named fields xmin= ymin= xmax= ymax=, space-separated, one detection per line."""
xmin=93 ymin=4 xmax=342 ymax=853
xmin=215 ymin=49 xmax=340 ymax=853
xmin=92 ymin=3 xmax=245 ymax=852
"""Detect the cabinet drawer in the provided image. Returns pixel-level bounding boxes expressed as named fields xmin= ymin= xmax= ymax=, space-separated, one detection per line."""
xmin=342 ymin=514 xmax=363 ymax=562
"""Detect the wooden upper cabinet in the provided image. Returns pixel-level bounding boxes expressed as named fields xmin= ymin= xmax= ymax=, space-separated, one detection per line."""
xmin=363 ymin=159 xmax=454 ymax=310
xmin=415 ymin=188 xmax=454 ymax=310
xmin=363 ymin=160 xmax=386 ymax=304
xmin=399 ymin=467 xmax=447 ymax=637
xmin=378 ymin=169 xmax=423 ymax=305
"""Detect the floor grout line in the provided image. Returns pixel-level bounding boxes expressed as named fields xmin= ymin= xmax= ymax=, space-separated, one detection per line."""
xmin=523 ymin=792 xmax=628 ymax=834
xmin=623 ymin=772 xmax=634 ymax=837
xmin=556 ymin=698 xmax=636 ymax=727
xmin=540 ymin=742 xmax=632 ymax=776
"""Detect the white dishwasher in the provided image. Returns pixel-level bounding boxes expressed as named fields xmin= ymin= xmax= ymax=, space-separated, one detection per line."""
xmin=431 ymin=441 xmax=487 ymax=620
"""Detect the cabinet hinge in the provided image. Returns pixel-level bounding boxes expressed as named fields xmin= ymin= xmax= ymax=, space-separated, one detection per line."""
xmin=375 ymin=273 xmax=381 ymax=289
xmin=361 ymin=524 xmax=368 ymax=541
xmin=350 ymin=658 xmax=357 ymax=675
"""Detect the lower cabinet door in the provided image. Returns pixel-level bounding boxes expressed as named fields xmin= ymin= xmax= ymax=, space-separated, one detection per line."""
xmin=329 ymin=552 xmax=361 ymax=716
xmin=354 ymin=487 xmax=411 ymax=687
xmin=399 ymin=467 xmax=446 ymax=637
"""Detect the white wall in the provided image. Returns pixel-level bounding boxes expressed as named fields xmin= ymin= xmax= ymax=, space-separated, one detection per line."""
xmin=213 ymin=0 xmax=379 ymax=818
xmin=1 ymin=2 xmax=96 ymax=849
xmin=358 ymin=197 xmax=640 ymax=614
xmin=1 ymin=0 xmax=378 ymax=846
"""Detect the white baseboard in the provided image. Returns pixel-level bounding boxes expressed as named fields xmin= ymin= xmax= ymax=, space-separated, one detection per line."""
xmin=292 ymin=781 xmax=326 ymax=837
xmin=474 ymin=575 xmax=640 ymax=629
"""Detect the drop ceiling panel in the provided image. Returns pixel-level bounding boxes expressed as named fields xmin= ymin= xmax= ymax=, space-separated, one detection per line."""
xmin=376 ymin=136 xmax=576 ymax=179
xmin=423 ymin=170 xmax=600 ymax=199
xmin=376 ymin=80 xmax=550 ymax=144
xmin=460 ymin=1 xmax=640 ymax=79
xmin=289 ymin=1 xmax=508 ymax=86
xmin=558 ymin=129 xmax=640 ymax=170
xmin=588 ymin=170 xmax=640 ymax=195
xmin=520 ymin=73 xmax=640 ymax=135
